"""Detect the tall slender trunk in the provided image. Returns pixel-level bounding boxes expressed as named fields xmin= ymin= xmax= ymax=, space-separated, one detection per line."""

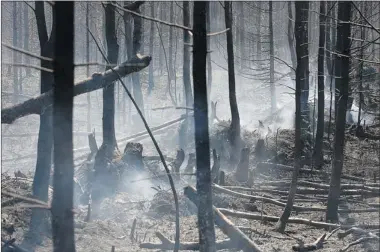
xmin=193 ymin=4 xmax=216 ymax=251
xmin=123 ymin=7 xmax=133 ymax=124
xmin=287 ymin=1 xmax=297 ymax=74
xmin=314 ymin=0 xmax=326 ymax=169
xmin=51 ymin=2 xmax=75 ymax=251
xmin=132 ymin=4 xmax=145 ymax=116
xmin=183 ymin=1 xmax=193 ymax=108
xmin=256 ymin=1 xmax=262 ymax=60
xmin=206 ymin=2 xmax=212 ymax=104
xmin=168 ymin=1 xmax=174 ymax=86
xmin=86 ymin=2 xmax=91 ymax=133
xmin=224 ymin=1 xmax=241 ymax=165
xmin=239 ymin=1 xmax=245 ymax=69
xmin=326 ymin=1 xmax=351 ymax=223
xmin=269 ymin=1 xmax=276 ymax=115
xmin=24 ymin=3 xmax=31 ymax=76
xmin=12 ymin=1 xmax=19 ymax=104
xmin=159 ymin=2 xmax=164 ymax=74
xmin=148 ymin=2 xmax=155 ymax=95
xmin=275 ymin=1 xmax=307 ymax=233
xmin=357 ymin=3 xmax=366 ymax=126
xmin=29 ymin=1 xmax=56 ymax=242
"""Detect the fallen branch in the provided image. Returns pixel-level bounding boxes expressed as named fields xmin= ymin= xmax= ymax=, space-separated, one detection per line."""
xmin=218 ymin=208 xmax=380 ymax=229
xmin=184 ymin=185 xmax=263 ymax=252
xmin=1 ymin=54 xmax=151 ymax=124
xmin=340 ymin=236 xmax=379 ymax=252
xmin=292 ymin=233 xmax=326 ymax=251
xmin=213 ymin=184 xmax=379 ymax=213
xmin=139 ymin=231 xmax=234 ymax=250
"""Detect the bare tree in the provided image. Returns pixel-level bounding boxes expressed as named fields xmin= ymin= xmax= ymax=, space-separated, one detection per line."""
xmin=314 ymin=0 xmax=326 ymax=169
xmin=193 ymin=3 xmax=216 ymax=251
xmin=326 ymin=1 xmax=352 ymax=223
xmin=275 ymin=1 xmax=308 ymax=233
xmin=28 ymin=1 xmax=56 ymax=243
xmin=86 ymin=2 xmax=91 ymax=132
xmin=269 ymin=1 xmax=276 ymax=115
xmin=131 ymin=3 xmax=145 ymax=116
xmin=287 ymin=1 xmax=297 ymax=74
xmin=206 ymin=2 xmax=212 ymax=104
xmin=51 ymin=2 xmax=76 ymax=251
xmin=238 ymin=1 xmax=245 ymax=70
xmin=12 ymin=1 xmax=19 ymax=104
xmin=224 ymin=1 xmax=241 ymax=165
xmin=169 ymin=1 xmax=174 ymax=86
xmin=256 ymin=1 xmax=262 ymax=61
xmin=23 ymin=2 xmax=31 ymax=76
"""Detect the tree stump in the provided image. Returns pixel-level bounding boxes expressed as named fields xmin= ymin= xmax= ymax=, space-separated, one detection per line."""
xmin=173 ymin=149 xmax=185 ymax=173
xmin=235 ymin=147 xmax=250 ymax=182
xmin=211 ymin=149 xmax=220 ymax=183
xmin=255 ymin=139 xmax=266 ymax=161
xmin=219 ymin=171 xmax=225 ymax=186
xmin=122 ymin=142 xmax=144 ymax=170
xmin=184 ymin=153 xmax=196 ymax=175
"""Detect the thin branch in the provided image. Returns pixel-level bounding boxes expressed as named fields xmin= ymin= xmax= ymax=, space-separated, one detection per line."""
xmin=2 ymin=63 xmax=53 ymax=73
xmin=351 ymin=2 xmax=380 ymax=35
xmin=2 ymin=43 xmax=53 ymax=61
xmin=273 ymin=56 xmax=296 ymax=72
xmin=23 ymin=1 xmax=35 ymax=11
xmin=74 ymin=62 xmax=118 ymax=68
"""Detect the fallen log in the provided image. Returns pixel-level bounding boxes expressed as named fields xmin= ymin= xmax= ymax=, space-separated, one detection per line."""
xmin=139 ymin=231 xmax=234 ymax=250
xmin=292 ymin=233 xmax=326 ymax=251
xmin=1 ymin=54 xmax=151 ymax=124
xmin=257 ymin=162 xmax=368 ymax=182
xmin=218 ymin=208 xmax=380 ymax=229
xmin=212 ymin=184 xmax=379 ymax=213
xmin=184 ymin=185 xmax=263 ymax=252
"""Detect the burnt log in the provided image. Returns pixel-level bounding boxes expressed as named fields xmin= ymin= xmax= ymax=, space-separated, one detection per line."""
xmin=122 ymin=142 xmax=144 ymax=170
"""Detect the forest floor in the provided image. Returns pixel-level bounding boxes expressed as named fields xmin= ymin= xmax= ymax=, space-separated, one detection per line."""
xmin=2 ymin=120 xmax=379 ymax=252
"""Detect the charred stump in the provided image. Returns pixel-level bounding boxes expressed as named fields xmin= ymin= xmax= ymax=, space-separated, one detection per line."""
xmin=235 ymin=147 xmax=250 ymax=182
xmin=122 ymin=142 xmax=144 ymax=170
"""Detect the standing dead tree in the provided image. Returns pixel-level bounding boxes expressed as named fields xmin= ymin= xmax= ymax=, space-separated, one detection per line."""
xmin=193 ymin=2 xmax=216 ymax=251
xmin=326 ymin=1 xmax=352 ymax=223
xmin=314 ymin=0 xmax=326 ymax=169
xmin=275 ymin=1 xmax=308 ymax=233
xmin=269 ymin=1 xmax=276 ymax=115
xmin=224 ymin=1 xmax=241 ymax=165
xmin=51 ymin=2 xmax=76 ymax=251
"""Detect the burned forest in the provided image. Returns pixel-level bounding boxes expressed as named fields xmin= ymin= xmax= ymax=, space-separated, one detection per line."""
xmin=1 ymin=1 xmax=380 ymax=252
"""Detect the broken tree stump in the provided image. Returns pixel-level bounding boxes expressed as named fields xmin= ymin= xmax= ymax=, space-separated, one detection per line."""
xmin=219 ymin=171 xmax=225 ymax=186
xmin=184 ymin=153 xmax=196 ymax=175
xmin=255 ymin=139 xmax=266 ymax=161
xmin=211 ymin=149 xmax=220 ymax=183
xmin=173 ymin=149 xmax=185 ymax=173
xmin=235 ymin=147 xmax=250 ymax=182
xmin=122 ymin=142 xmax=144 ymax=170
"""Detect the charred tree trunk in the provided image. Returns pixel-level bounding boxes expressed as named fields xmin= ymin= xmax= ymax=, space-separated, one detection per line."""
xmin=132 ymin=4 xmax=145 ymax=117
xmin=287 ymin=1 xmax=297 ymax=75
xmin=275 ymin=1 xmax=307 ymax=233
xmin=193 ymin=3 xmax=216 ymax=251
xmin=206 ymin=2 xmax=212 ymax=104
xmin=225 ymin=1 xmax=241 ymax=165
xmin=269 ymin=1 xmax=276 ymax=115
xmin=148 ymin=2 xmax=155 ymax=95
xmin=183 ymin=1 xmax=193 ymax=108
xmin=326 ymin=1 xmax=351 ymax=223
xmin=256 ymin=1 xmax=262 ymax=61
xmin=51 ymin=2 xmax=75 ymax=251
xmin=23 ymin=3 xmax=31 ymax=76
xmin=239 ymin=1 xmax=245 ymax=70
xmin=357 ymin=3 xmax=366 ymax=127
xmin=28 ymin=1 xmax=56 ymax=242
xmin=314 ymin=1 xmax=326 ymax=169
xmin=86 ymin=2 xmax=91 ymax=132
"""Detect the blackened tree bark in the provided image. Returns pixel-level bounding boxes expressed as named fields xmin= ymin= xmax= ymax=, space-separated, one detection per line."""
xmin=300 ymin=2 xmax=310 ymax=134
xmin=287 ymin=1 xmax=297 ymax=74
xmin=275 ymin=1 xmax=306 ymax=233
xmin=357 ymin=3 xmax=366 ymax=126
xmin=269 ymin=1 xmax=276 ymax=115
xmin=238 ymin=1 xmax=245 ymax=70
xmin=29 ymin=1 xmax=56 ymax=242
xmin=256 ymin=1 xmax=262 ymax=61
xmin=326 ymin=1 xmax=351 ymax=223
xmin=148 ymin=2 xmax=155 ymax=94
xmin=51 ymin=2 xmax=75 ymax=251
xmin=193 ymin=3 xmax=216 ymax=251
xmin=23 ymin=2 xmax=31 ymax=76
xmin=132 ymin=4 xmax=145 ymax=116
xmin=206 ymin=2 xmax=212 ymax=104
xmin=224 ymin=1 xmax=241 ymax=165
xmin=325 ymin=1 xmax=333 ymax=78
xmin=103 ymin=2 xmax=119 ymax=150
xmin=314 ymin=0 xmax=326 ymax=169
